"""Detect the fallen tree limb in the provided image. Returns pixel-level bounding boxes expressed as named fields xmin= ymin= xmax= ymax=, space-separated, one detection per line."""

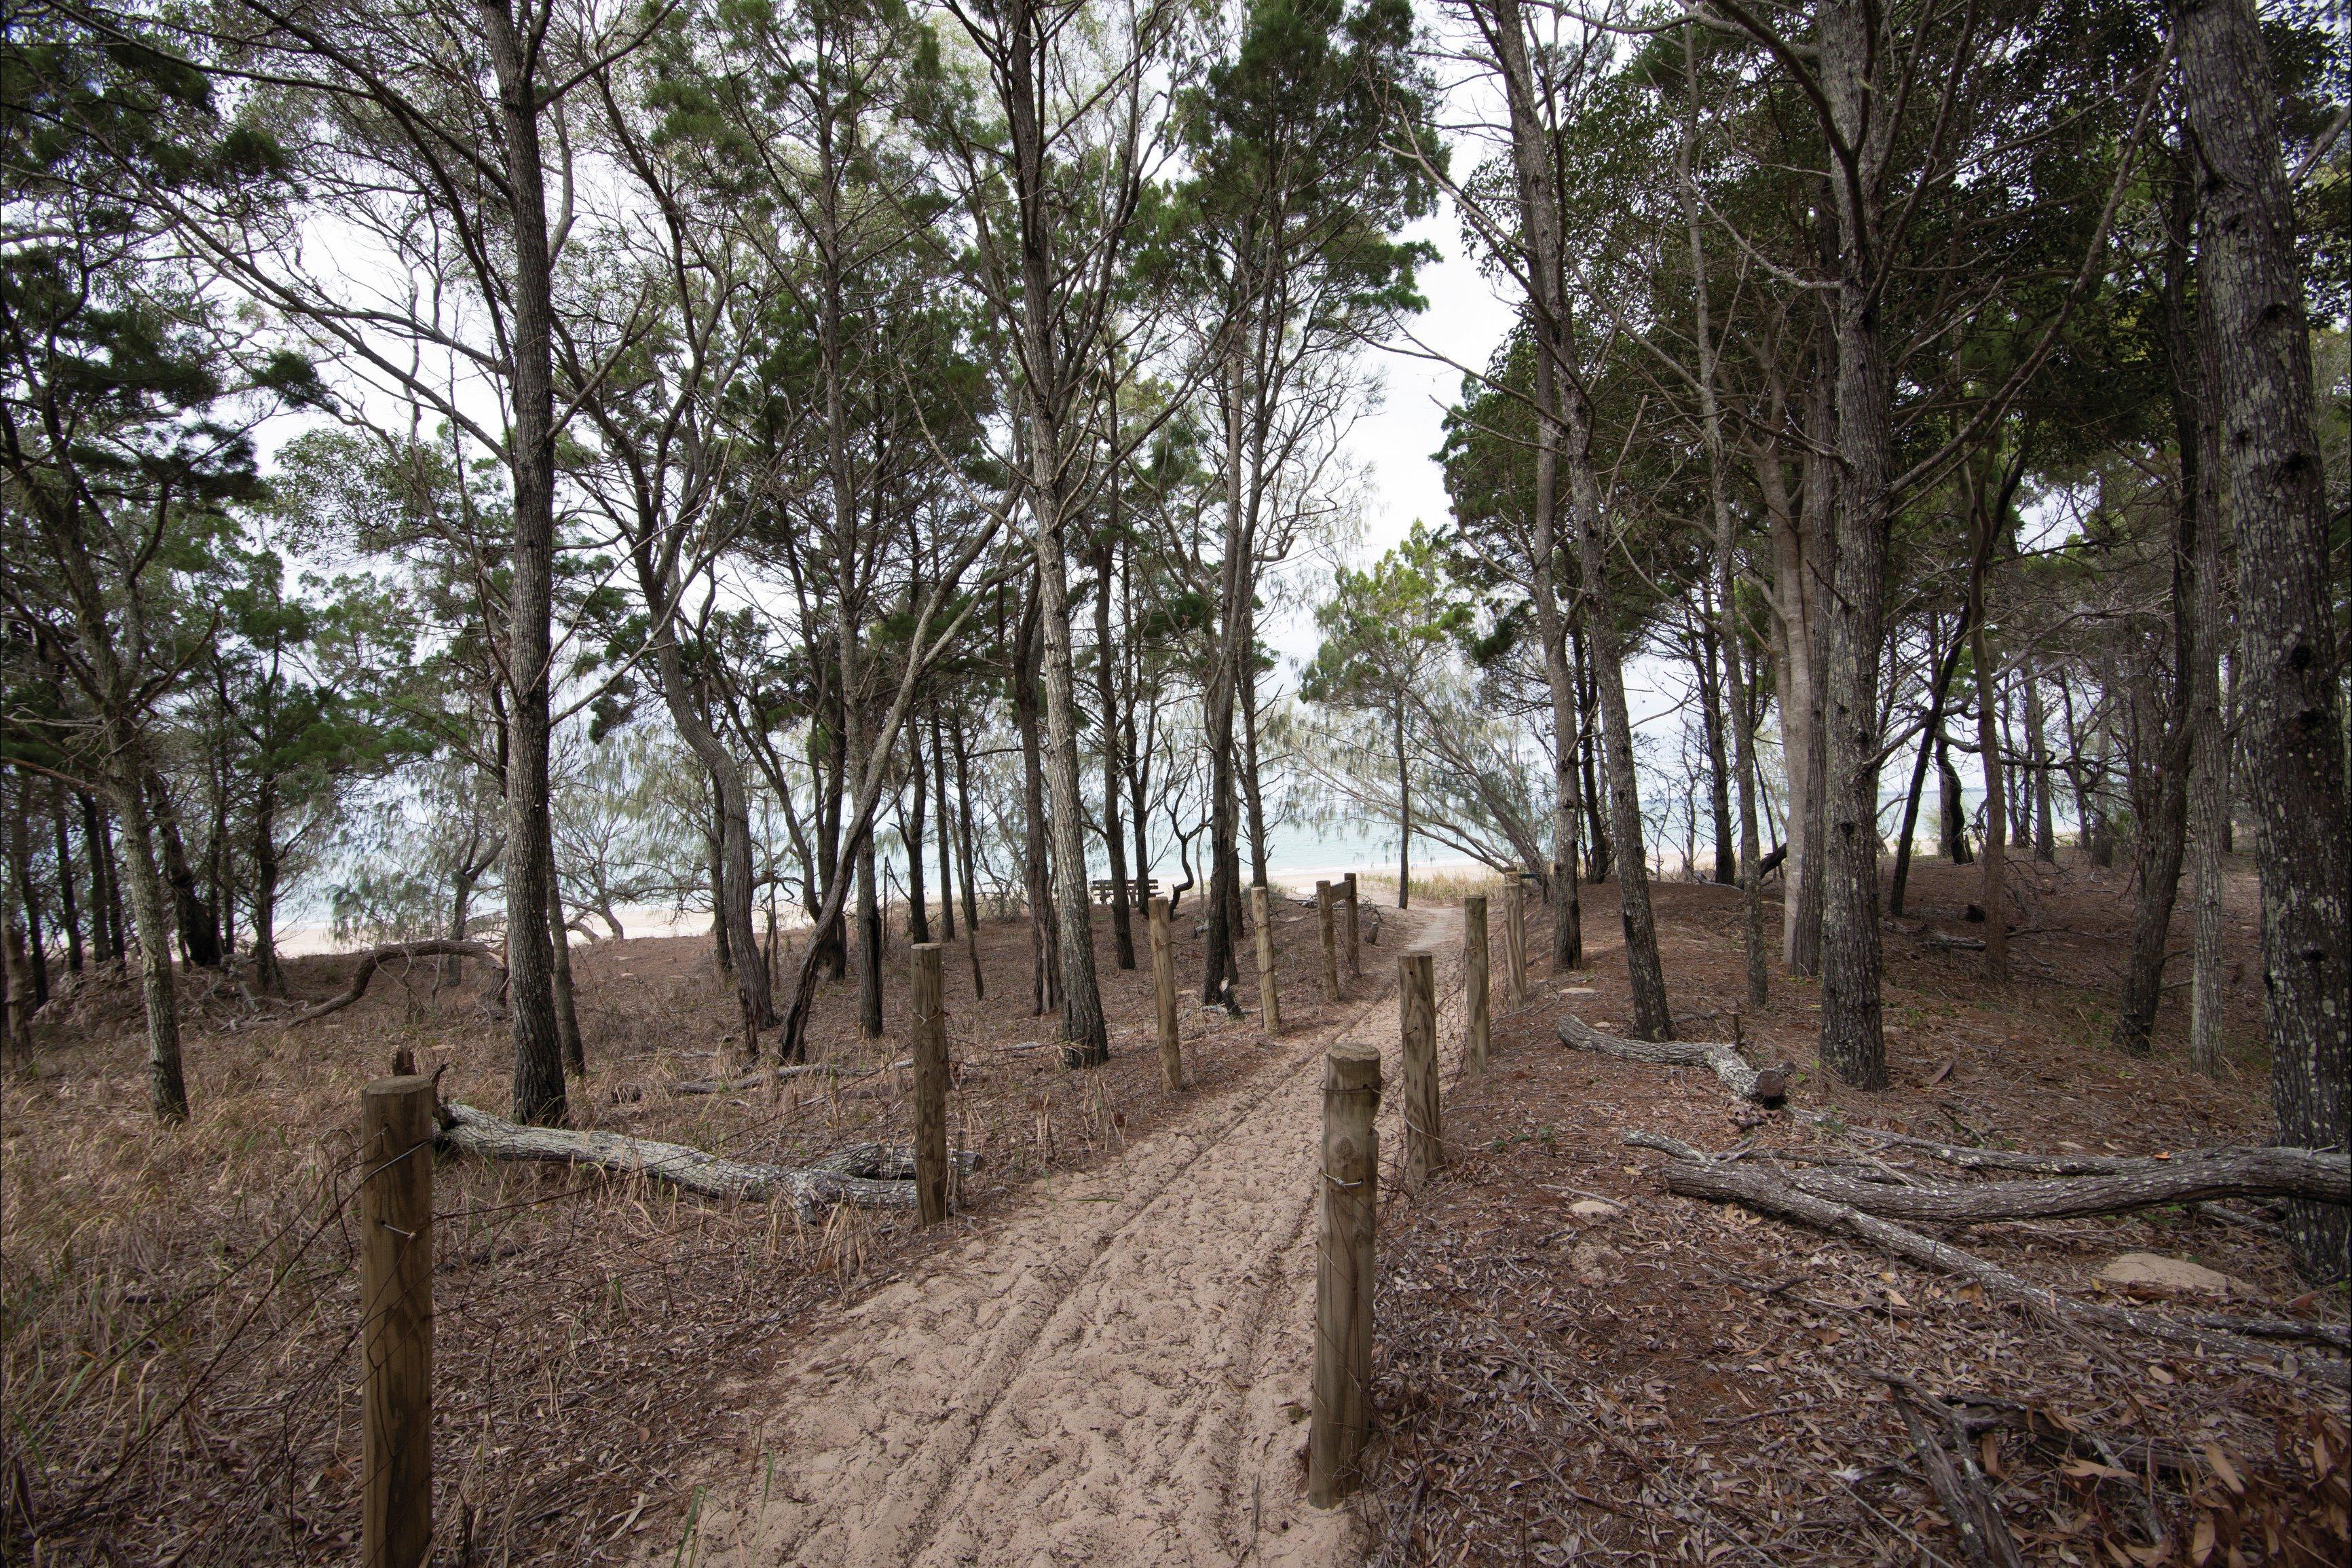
xmin=1767 ymin=1149 xmax=2348 ymax=1224
xmin=435 ymin=1103 xmax=966 ymax=1220
xmin=1558 ymin=1015 xmax=1789 ymax=1104
xmin=1647 ymin=1146 xmax=2348 ymax=1372
xmin=668 ymin=1063 xmax=857 ymax=1095
xmin=1799 ymin=1114 xmax=2341 ymax=1184
xmin=1885 ymin=1381 xmax=2026 ymax=1568
xmin=806 ymin=1142 xmax=983 ymax=1179
xmin=283 ymin=940 xmax=505 ymax=1026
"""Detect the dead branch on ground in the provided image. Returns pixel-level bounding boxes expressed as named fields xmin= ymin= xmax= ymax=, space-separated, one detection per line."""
xmin=1557 ymin=1014 xmax=1791 ymax=1103
xmin=282 ymin=940 xmax=504 ymax=1026
xmin=434 ymin=1103 xmax=977 ymax=1220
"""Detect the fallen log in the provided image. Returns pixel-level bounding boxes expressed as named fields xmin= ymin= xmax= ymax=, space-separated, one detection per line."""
xmin=284 ymin=940 xmax=504 ymax=1026
xmin=1558 ymin=1015 xmax=1790 ymax=1104
xmin=435 ymin=1103 xmax=960 ymax=1219
xmin=806 ymin=1142 xmax=984 ymax=1179
xmin=1648 ymin=1146 xmax=2348 ymax=1368
xmin=669 ymin=1063 xmax=855 ymax=1095
xmin=1795 ymin=1115 xmax=2317 ymax=1178
xmin=1770 ymin=1148 xmax=2348 ymax=1224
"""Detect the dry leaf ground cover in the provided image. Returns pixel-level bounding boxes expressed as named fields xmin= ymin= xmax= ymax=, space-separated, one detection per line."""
xmin=1358 ymin=857 xmax=2350 ymax=1567
xmin=1 ymin=895 xmax=1356 ymax=1565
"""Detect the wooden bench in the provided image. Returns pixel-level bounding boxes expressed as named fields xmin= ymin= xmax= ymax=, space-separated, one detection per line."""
xmin=1089 ymin=877 xmax=1161 ymax=904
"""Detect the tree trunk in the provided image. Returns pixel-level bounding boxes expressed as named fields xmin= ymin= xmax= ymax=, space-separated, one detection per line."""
xmin=114 ymin=753 xmax=188 ymax=1118
xmin=547 ymin=836 xmax=584 ymax=1075
xmin=1239 ymin=647 xmax=1271 ymax=892
xmin=2114 ymin=172 xmax=2206 ymax=1056
xmin=49 ymin=781 xmax=81 ymax=975
xmin=1566 ymin=405 xmax=1673 ymax=1042
xmin=2024 ymin=660 xmax=2057 ymax=860
xmin=7 ymin=777 xmax=47 ymax=1007
xmin=932 ymin=712 xmax=956 ymax=944
xmin=1696 ymin=618 xmax=1736 ymax=886
xmin=1891 ymin=617 xmax=1967 ymax=916
xmin=1815 ymin=0 xmax=1897 ymax=1089
xmin=1968 ymin=466 xmax=2012 ymax=986
xmin=482 ymin=0 xmax=566 ymax=1127
xmin=855 ymin=820 xmax=882 ymax=1037
xmin=1094 ymin=538 xmax=1134 ymax=969
xmin=147 ymin=773 xmax=221 ymax=969
xmin=906 ymin=720 xmax=930 ymax=946
xmin=1787 ymin=339 xmax=1837 ymax=979
xmin=2178 ymin=0 xmax=2349 ymax=1280
xmin=252 ymin=772 xmax=281 ymax=994
xmin=950 ymin=709 xmax=986 ymax=999
xmin=1395 ymin=703 xmax=1410 ymax=909
xmin=1487 ymin=0 xmax=1583 ymax=968
xmin=79 ymin=792 xmax=116 ymax=963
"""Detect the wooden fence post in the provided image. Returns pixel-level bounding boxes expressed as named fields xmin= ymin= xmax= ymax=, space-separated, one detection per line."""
xmin=1342 ymin=872 xmax=1360 ymax=976
xmin=1503 ymin=880 xmax=1529 ymax=1009
xmin=1316 ymin=880 xmax=1341 ymax=1005
xmin=911 ymin=943 xmax=949 ymax=1226
xmin=1398 ymin=951 xmax=1442 ymax=1186
xmin=361 ymin=1074 xmax=435 ymax=1568
xmin=1148 ymin=896 xmax=1182 ymax=1090
xmin=1309 ymin=1043 xmax=1380 ymax=1508
xmin=1251 ymin=882 xmax=1282 ymax=1036
xmin=1463 ymin=894 xmax=1490 ymax=1075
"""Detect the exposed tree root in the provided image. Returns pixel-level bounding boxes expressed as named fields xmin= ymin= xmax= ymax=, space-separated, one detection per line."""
xmin=434 ymin=1103 xmax=978 ymax=1219
xmin=1557 ymin=1014 xmax=1791 ymax=1103
xmin=282 ymin=940 xmax=504 ymax=1026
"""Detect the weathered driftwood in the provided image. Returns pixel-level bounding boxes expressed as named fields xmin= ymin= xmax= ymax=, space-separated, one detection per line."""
xmin=1557 ymin=1015 xmax=1789 ymax=1104
xmin=668 ymin=1063 xmax=853 ymax=1095
xmin=284 ymin=940 xmax=505 ymax=1026
xmin=1648 ymin=1145 xmax=2349 ymax=1366
xmin=436 ymin=1103 xmax=956 ymax=1219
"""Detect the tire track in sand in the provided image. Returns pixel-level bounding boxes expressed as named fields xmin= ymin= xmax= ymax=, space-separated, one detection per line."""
xmin=673 ymin=908 xmax=1470 ymax=1568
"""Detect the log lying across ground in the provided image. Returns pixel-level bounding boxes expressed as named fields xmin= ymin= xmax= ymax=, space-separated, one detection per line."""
xmin=1557 ymin=1014 xmax=1790 ymax=1104
xmin=436 ymin=1104 xmax=978 ymax=1219
xmin=284 ymin=939 xmax=504 ymax=1026
xmin=1765 ymin=1146 xmax=2349 ymax=1223
xmin=1646 ymin=1139 xmax=2350 ymax=1362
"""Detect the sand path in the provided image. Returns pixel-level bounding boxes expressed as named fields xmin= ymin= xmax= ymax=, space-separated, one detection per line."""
xmin=672 ymin=906 xmax=1468 ymax=1568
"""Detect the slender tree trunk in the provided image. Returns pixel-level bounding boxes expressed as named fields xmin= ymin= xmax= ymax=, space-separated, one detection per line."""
xmin=2114 ymin=170 xmax=2207 ymax=1055
xmin=483 ymin=0 xmax=565 ymax=1125
xmin=932 ymin=712 xmax=956 ymax=944
xmin=1239 ymin=652 xmax=1271 ymax=892
xmin=906 ymin=720 xmax=930 ymax=946
xmin=1972 ymin=602 xmax=2011 ymax=984
xmin=1488 ymin=0 xmax=1583 ymax=968
xmin=855 ymin=821 xmax=882 ymax=1037
xmin=50 ymin=781 xmax=81 ymax=975
xmin=2187 ymin=351 xmax=2228 ymax=1078
xmin=9 ymin=779 xmax=48 ymax=1007
xmin=1395 ymin=703 xmax=1411 ymax=909
xmin=1695 ymin=620 xmax=1736 ymax=886
xmin=148 ymin=774 xmax=219 ymax=969
xmin=1814 ymin=0 xmax=1897 ymax=1088
xmin=950 ymin=709 xmax=986 ymax=999
xmin=1789 ymin=335 xmax=1837 ymax=979
xmin=252 ymin=772 xmax=280 ymax=994
xmin=1014 ymin=591 xmax=1060 ymax=1015
xmin=114 ymin=743 xmax=187 ymax=1117
xmin=547 ymin=838 xmax=584 ymax=1074
xmin=2025 ymin=660 xmax=2057 ymax=860
xmin=1094 ymin=538 xmax=1134 ymax=969
xmin=1565 ymin=403 xmax=1673 ymax=1041
xmin=2178 ymin=0 xmax=2347 ymax=1280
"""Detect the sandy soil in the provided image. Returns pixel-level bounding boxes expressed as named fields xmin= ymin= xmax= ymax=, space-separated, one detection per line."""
xmin=667 ymin=908 xmax=1468 ymax=1568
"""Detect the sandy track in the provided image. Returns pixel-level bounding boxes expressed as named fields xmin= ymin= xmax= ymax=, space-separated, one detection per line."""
xmin=671 ymin=908 xmax=1467 ymax=1568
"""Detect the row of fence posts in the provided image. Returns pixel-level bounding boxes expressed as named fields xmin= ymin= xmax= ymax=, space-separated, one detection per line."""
xmin=1308 ymin=878 xmax=1525 ymax=1507
xmin=356 ymin=870 xmax=1505 ymax=1557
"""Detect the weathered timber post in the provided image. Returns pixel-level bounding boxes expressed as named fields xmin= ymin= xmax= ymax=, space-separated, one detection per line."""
xmin=1149 ymin=896 xmax=1183 ymax=1090
xmin=1309 ymin=1043 xmax=1380 ymax=1508
xmin=360 ymin=1074 xmax=434 ymax=1568
xmin=911 ymin=943 xmax=949 ymax=1225
xmin=1342 ymin=872 xmax=1360 ymax=975
xmin=1251 ymin=882 xmax=1282 ymax=1036
xmin=1398 ymin=951 xmax=1442 ymax=1185
xmin=1463 ymin=894 xmax=1490 ymax=1075
xmin=1502 ymin=880 xmax=1529 ymax=1009
xmin=1316 ymin=880 xmax=1341 ymax=1005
